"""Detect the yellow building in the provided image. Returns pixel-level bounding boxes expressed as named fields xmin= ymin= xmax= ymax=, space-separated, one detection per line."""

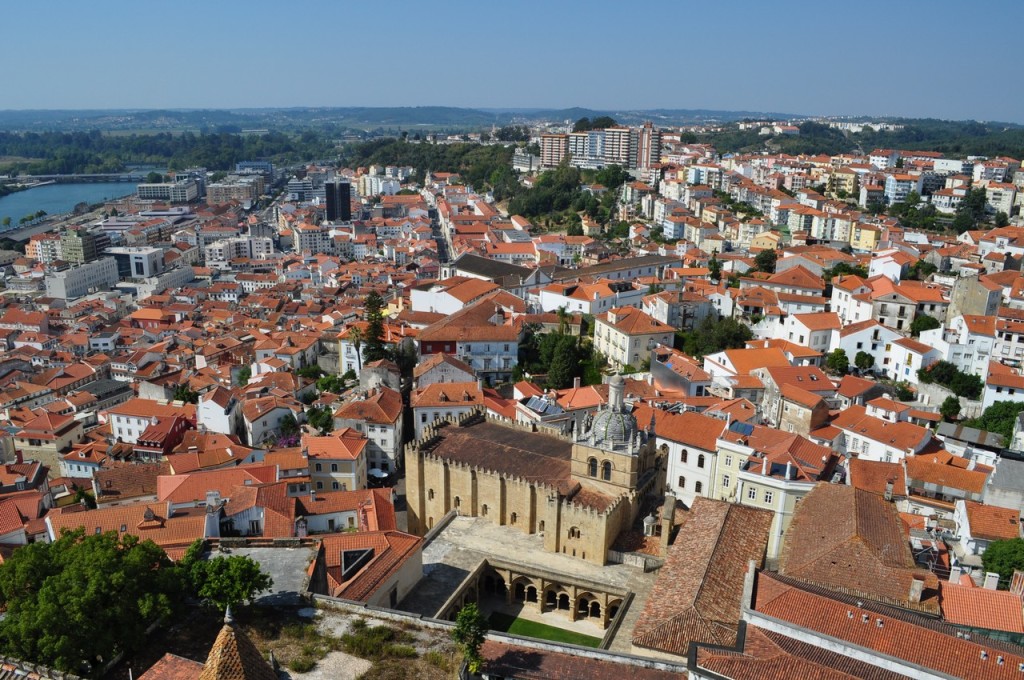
xmin=750 ymin=231 xmax=781 ymax=251
xmin=405 ymin=375 xmax=665 ymax=565
xmin=849 ymin=223 xmax=881 ymax=251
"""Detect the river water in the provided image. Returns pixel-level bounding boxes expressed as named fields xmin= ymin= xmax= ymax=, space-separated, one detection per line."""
xmin=0 ymin=182 xmax=137 ymax=228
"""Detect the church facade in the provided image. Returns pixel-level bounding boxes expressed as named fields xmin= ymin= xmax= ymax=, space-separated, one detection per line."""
xmin=405 ymin=375 xmax=665 ymax=565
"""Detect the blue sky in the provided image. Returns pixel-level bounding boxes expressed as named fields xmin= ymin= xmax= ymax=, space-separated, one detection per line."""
xmin=4 ymin=1 xmax=1023 ymax=122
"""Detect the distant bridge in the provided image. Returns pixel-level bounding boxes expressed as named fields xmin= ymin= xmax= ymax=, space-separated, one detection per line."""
xmin=12 ymin=173 xmax=146 ymax=184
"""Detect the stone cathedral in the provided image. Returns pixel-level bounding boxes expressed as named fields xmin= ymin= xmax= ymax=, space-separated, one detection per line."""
xmin=406 ymin=375 xmax=665 ymax=565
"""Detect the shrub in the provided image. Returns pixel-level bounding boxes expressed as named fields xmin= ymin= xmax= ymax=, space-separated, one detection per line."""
xmin=288 ymin=656 xmax=316 ymax=673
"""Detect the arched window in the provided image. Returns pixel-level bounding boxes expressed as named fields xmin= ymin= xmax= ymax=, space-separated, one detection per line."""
xmin=538 ymin=520 xmax=545 ymax=532
xmin=453 ymin=496 xmax=461 ymax=508
xmin=678 ymin=476 xmax=686 ymax=489
xmin=695 ymin=481 xmax=703 ymax=494
xmin=588 ymin=458 xmax=598 ymax=477
xmin=697 ymin=454 xmax=705 ymax=469
xmin=680 ymin=449 xmax=688 ymax=463
xmin=602 ymin=460 xmax=612 ymax=481
xmin=428 ymin=489 xmax=435 ymax=501
xmin=510 ymin=512 xmax=517 ymax=525
xmin=481 ymin=504 xmax=488 ymax=516
xmin=568 ymin=526 xmax=581 ymax=539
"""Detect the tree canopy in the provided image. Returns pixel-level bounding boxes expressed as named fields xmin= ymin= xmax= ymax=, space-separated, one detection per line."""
xmin=910 ymin=313 xmax=941 ymax=337
xmin=363 ymin=291 xmax=389 ymax=363
xmin=676 ymin=316 xmax=753 ymax=358
xmin=452 ymin=603 xmax=487 ymax=674
xmin=181 ymin=542 xmax=273 ymax=612
xmin=917 ymin=361 xmax=983 ymax=400
xmin=826 ymin=349 xmax=849 ymax=375
xmin=965 ymin=401 xmax=1024 ymax=440
xmin=753 ymin=248 xmax=777 ymax=274
xmin=982 ymin=538 xmax=1024 ymax=589
xmin=572 ymin=116 xmax=617 ymax=132
xmin=0 ymin=530 xmax=185 ymax=675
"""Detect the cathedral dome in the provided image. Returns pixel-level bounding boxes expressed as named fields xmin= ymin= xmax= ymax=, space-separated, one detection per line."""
xmin=589 ymin=407 xmax=637 ymax=448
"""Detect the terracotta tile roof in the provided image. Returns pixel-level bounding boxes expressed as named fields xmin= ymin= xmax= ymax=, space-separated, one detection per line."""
xmin=319 ymin=530 xmax=422 ymax=602
xmin=597 ymin=307 xmax=674 ymax=336
xmin=421 ymin=419 xmax=571 ymax=489
xmin=198 ymin=616 xmax=277 ymax=680
xmin=157 ymin=465 xmax=278 ymax=504
xmin=831 ymin=406 xmax=931 ymax=452
xmin=412 ymin=352 xmax=474 ymax=378
xmin=754 ymin=572 xmax=1024 ymax=680
xmin=648 ymin=408 xmax=728 ymax=452
xmin=778 ymin=484 xmax=939 ymax=613
xmin=45 ymin=502 xmax=207 ymax=558
xmin=139 ymin=653 xmax=204 ymax=680
xmin=479 ymin=640 xmax=681 ymax=679
xmin=964 ymin=500 xmax=1021 ymax=541
xmin=411 ymin=381 xmax=483 ymax=409
xmin=632 ymin=498 xmax=772 ymax=655
xmin=95 ymin=462 xmax=171 ymax=504
xmin=304 ymin=429 xmax=368 ymax=461
xmin=848 ymin=459 xmax=906 ymax=497
xmin=694 ymin=625 xmax=907 ymax=680
xmin=333 ymin=387 xmax=403 ymax=424
xmin=904 ymin=454 xmax=989 ymax=495
xmin=941 ymin=581 xmax=1024 ymax=633
xmin=718 ymin=347 xmax=792 ymax=376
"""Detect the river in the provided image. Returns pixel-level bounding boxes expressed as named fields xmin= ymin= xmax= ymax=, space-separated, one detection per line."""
xmin=0 ymin=182 xmax=137 ymax=228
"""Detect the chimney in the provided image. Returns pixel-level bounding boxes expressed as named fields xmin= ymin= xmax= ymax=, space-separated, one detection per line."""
xmin=573 ymin=376 xmax=581 ymax=389
xmin=984 ymin=572 xmax=1001 ymax=590
xmin=949 ymin=566 xmax=963 ymax=584
xmin=477 ymin=378 xmax=484 ymax=392
xmin=884 ymin=479 xmax=894 ymax=502
xmin=1010 ymin=570 xmax=1024 ymax=595
xmin=785 ymin=461 xmax=792 ymax=480
xmin=909 ymin=576 xmax=924 ymax=603
xmin=761 ymin=456 xmax=768 ymax=475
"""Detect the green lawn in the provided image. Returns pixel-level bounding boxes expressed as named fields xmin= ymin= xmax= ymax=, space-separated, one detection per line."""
xmin=487 ymin=612 xmax=602 ymax=648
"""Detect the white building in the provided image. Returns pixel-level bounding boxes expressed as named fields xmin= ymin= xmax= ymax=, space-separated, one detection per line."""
xmin=45 ymin=257 xmax=119 ymax=300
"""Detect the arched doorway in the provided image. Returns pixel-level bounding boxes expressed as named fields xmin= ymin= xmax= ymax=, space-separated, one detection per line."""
xmin=526 ymin=585 xmax=538 ymax=603
xmin=608 ymin=599 xmax=622 ymax=621
xmin=558 ymin=593 xmax=570 ymax=610
xmin=590 ymin=601 xmax=601 ymax=618
xmin=514 ymin=582 xmax=526 ymax=602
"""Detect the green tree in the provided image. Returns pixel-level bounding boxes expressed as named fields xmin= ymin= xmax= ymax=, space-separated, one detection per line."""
xmin=452 ymin=603 xmax=488 ymax=674
xmin=893 ymin=382 xmax=915 ymax=401
xmin=316 ymin=374 xmax=347 ymax=394
xmin=306 ymin=406 xmax=334 ymax=434
xmin=965 ymin=401 xmax=1024 ymax=440
xmin=996 ymin=211 xmax=1011 ymax=227
xmin=753 ymin=248 xmax=777 ymax=274
xmin=940 ymin=395 xmax=962 ymax=422
xmin=363 ymin=291 xmax=389 ymax=363
xmin=708 ymin=252 xmax=722 ymax=282
xmin=347 ymin=325 xmax=364 ymax=372
xmin=825 ymin=349 xmax=849 ymax=375
xmin=854 ymin=351 xmax=875 ymax=371
xmin=279 ymin=413 xmax=299 ymax=437
xmin=910 ymin=313 xmax=941 ymax=337
xmin=297 ymin=365 xmax=325 ymax=379
xmin=982 ymin=538 xmax=1024 ymax=589
xmin=172 ymin=384 xmax=199 ymax=404
xmin=236 ymin=365 xmax=251 ymax=386
xmin=0 ymin=529 xmax=184 ymax=674
xmin=677 ymin=316 xmax=753 ymax=358
xmin=145 ymin=171 xmax=163 ymax=183
xmin=545 ymin=334 xmax=581 ymax=389
xmin=185 ymin=549 xmax=273 ymax=612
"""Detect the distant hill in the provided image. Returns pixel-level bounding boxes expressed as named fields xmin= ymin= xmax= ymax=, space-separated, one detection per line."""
xmin=0 ymin=106 xmax=804 ymax=132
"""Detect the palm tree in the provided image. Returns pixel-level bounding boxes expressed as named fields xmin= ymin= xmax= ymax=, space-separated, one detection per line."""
xmin=347 ymin=326 xmax=364 ymax=373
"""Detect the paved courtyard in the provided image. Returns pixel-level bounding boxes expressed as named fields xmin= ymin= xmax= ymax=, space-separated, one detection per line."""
xmin=396 ymin=516 xmax=659 ymax=649
xmin=230 ymin=546 xmax=317 ymax=607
